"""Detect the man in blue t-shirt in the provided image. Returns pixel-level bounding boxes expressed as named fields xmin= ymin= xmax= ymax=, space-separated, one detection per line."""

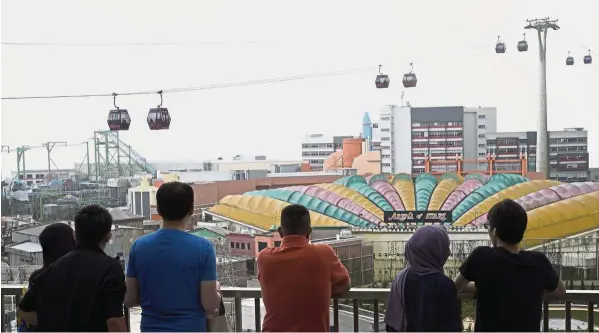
xmin=125 ymin=182 xmax=222 ymax=332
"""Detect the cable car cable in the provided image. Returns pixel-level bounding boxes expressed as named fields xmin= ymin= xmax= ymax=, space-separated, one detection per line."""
xmin=1 ymin=66 xmax=373 ymax=101
xmin=1 ymin=40 xmax=279 ymax=47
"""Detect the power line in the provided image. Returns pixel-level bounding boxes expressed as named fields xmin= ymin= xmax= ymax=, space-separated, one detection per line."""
xmin=1 ymin=67 xmax=373 ymax=101
xmin=1 ymin=40 xmax=278 ymax=47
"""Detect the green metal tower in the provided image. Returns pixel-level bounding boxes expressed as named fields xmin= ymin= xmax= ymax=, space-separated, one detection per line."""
xmin=91 ymin=130 xmax=155 ymax=182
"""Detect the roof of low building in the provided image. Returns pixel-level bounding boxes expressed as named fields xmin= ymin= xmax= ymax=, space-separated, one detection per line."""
xmin=190 ymin=226 xmax=231 ymax=239
xmin=8 ymin=241 xmax=43 ymax=253
xmin=108 ymin=208 xmax=144 ymax=222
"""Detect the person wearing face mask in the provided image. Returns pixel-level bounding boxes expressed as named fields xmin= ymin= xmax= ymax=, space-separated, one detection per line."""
xmin=385 ymin=225 xmax=461 ymax=332
xmin=18 ymin=205 xmax=127 ymax=332
xmin=257 ymin=204 xmax=350 ymax=332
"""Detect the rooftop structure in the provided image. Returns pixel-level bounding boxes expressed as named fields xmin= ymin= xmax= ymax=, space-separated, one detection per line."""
xmin=209 ymin=172 xmax=599 ymax=243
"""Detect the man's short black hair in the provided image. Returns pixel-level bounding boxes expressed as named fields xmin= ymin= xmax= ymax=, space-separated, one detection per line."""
xmin=156 ymin=181 xmax=194 ymax=221
xmin=488 ymin=199 xmax=528 ymax=244
xmin=280 ymin=204 xmax=311 ymax=235
xmin=74 ymin=204 xmax=113 ymax=245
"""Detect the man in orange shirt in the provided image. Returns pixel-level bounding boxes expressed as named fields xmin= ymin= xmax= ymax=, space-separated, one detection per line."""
xmin=258 ymin=204 xmax=351 ymax=332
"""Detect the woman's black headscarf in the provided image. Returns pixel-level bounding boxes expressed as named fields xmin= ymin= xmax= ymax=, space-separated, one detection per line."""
xmin=29 ymin=223 xmax=76 ymax=284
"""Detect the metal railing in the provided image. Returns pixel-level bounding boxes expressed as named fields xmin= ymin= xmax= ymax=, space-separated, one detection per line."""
xmin=3 ymin=285 xmax=599 ymax=332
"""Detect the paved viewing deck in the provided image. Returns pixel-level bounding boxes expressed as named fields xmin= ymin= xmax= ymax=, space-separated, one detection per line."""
xmin=3 ymin=286 xmax=599 ymax=332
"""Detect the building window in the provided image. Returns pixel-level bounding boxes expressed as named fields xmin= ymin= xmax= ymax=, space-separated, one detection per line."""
xmin=478 ymin=144 xmax=486 ymax=148
xmin=230 ymin=242 xmax=235 ymax=248
xmin=240 ymin=243 xmax=246 ymax=250
xmin=246 ymin=243 xmax=251 ymax=250
xmin=235 ymin=242 xmax=240 ymax=249
xmin=478 ymin=114 xmax=486 ymax=119
xmin=381 ymin=128 xmax=390 ymax=132
xmin=381 ymin=137 xmax=391 ymax=141
xmin=381 ymin=116 xmax=390 ymax=121
xmin=478 ymin=134 xmax=485 ymax=138
xmin=478 ymin=125 xmax=486 ymax=129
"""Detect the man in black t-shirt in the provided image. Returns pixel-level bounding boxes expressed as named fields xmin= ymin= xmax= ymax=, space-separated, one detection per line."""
xmin=454 ymin=199 xmax=566 ymax=332
xmin=18 ymin=205 xmax=127 ymax=332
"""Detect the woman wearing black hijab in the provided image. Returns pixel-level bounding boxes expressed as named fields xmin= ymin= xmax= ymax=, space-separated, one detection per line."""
xmin=29 ymin=223 xmax=76 ymax=283
xmin=18 ymin=223 xmax=76 ymax=331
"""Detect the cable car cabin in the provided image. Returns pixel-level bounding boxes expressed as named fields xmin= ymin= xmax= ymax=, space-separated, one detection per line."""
xmin=495 ymin=42 xmax=506 ymax=53
xmin=375 ymin=75 xmax=390 ymax=89
xmin=517 ymin=40 xmax=528 ymax=52
xmin=402 ymin=73 xmax=417 ymax=88
xmin=107 ymin=109 xmax=131 ymax=131
xmin=584 ymin=54 xmax=592 ymax=64
xmin=566 ymin=56 xmax=574 ymax=66
xmin=147 ymin=107 xmax=171 ymax=130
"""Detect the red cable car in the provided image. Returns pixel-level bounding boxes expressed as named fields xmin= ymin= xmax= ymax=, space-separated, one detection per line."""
xmin=147 ymin=91 xmax=171 ymax=130
xmin=107 ymin=94 xmax=131 ymax=131
xmin=375 ymin=65 xmax=390 ymax=89
xmin=147 ymin=108 xmax=171 ymax=130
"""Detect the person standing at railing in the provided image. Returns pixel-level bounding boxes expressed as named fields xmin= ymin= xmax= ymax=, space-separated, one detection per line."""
xmin=17 ymin=204 xmax=128 ymax=332
xmin=17 ymin=222 xmax=76 ymax=332
xmin=124 ymin=181 xmax=222 ymax=332
xmin=258 ymin=204 xmax=351 ymax=332
xmin=454 ymin=199 xmax=567 ymax=332
xmin=384 ymin=225 xmax=461 ymax=332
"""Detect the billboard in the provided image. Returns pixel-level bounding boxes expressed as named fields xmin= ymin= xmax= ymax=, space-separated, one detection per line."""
xmin=383 ymin=211 xmax=453 ymax=225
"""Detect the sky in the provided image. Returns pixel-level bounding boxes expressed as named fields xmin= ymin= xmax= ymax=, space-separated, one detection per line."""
xmin=1 ymin=0 xmax=598 ymax=178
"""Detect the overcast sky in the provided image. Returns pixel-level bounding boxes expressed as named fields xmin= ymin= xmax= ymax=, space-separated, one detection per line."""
xmin=1 ymin=0 xmax=598 ymax=177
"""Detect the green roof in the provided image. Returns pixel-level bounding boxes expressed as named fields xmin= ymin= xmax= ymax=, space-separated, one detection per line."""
xmin=189 ymin=228 xmax=226 ymax=239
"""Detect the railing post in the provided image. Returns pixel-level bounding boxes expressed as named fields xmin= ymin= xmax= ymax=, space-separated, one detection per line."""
xmin=566 ymin=301 xmax=572 ymax=332
xmin=1 ymin=294 xmax=6 ymax=333
xmin=333 ymin=299 xmax=340 ymax=332
xmin=254 ymin=298 xmax=261 ymax=332
xmin=588 ymin=302 xmax=594 ymax=332
xmin=352 ymin=299 xmax=359 ymax=332
xmin=373 ymin=299 xmax=380 ymax=332
xmin=124 ymin=307 xmax=131 ymax=332
xmin=543 ymin=301 xmax=549 ymax=332
xmin=234 ymin=297 xmax=242 ymax=332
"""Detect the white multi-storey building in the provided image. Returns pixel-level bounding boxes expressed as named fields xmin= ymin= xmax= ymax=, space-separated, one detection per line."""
xmin=301 ymin=134 xmax=352 ymax=171
xmin=378 ymin=106 xmax=497 ymax=174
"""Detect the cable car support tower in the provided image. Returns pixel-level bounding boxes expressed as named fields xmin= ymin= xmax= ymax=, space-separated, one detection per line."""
xmin=525 ymin=17 xmax=559 ymax=179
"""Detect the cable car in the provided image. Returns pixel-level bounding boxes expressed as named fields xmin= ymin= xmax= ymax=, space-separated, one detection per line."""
xmin=107 ymin=109 xmax=131 ymax=131
xmin=402 ymin=63 xmax=417 ymax=88
xmin=517 ymin=33 xmax=528 ymax=52
xmin=375 ymin=65 xmax=390 ymax=89
xmin=584 ymin=50 xmax=593 ymax=64
xmin=147 ymin=108 xmax=171 ymax=130
xmin=107 ymin=94 xmax=131 ymax=131
xmin=566 ymin=51 xmax=574 ymax=66
xmin=495 ymin=36 xmax=506 ymax=54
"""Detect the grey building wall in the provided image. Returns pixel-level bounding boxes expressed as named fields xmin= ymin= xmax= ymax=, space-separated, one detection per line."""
xmin=410 ymin=107 xmax=464 ymax=122
xmin=8 ymin=249 xmax=43 ymax=266
xmin=463 ymin=111 xmax=478 ymax=162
